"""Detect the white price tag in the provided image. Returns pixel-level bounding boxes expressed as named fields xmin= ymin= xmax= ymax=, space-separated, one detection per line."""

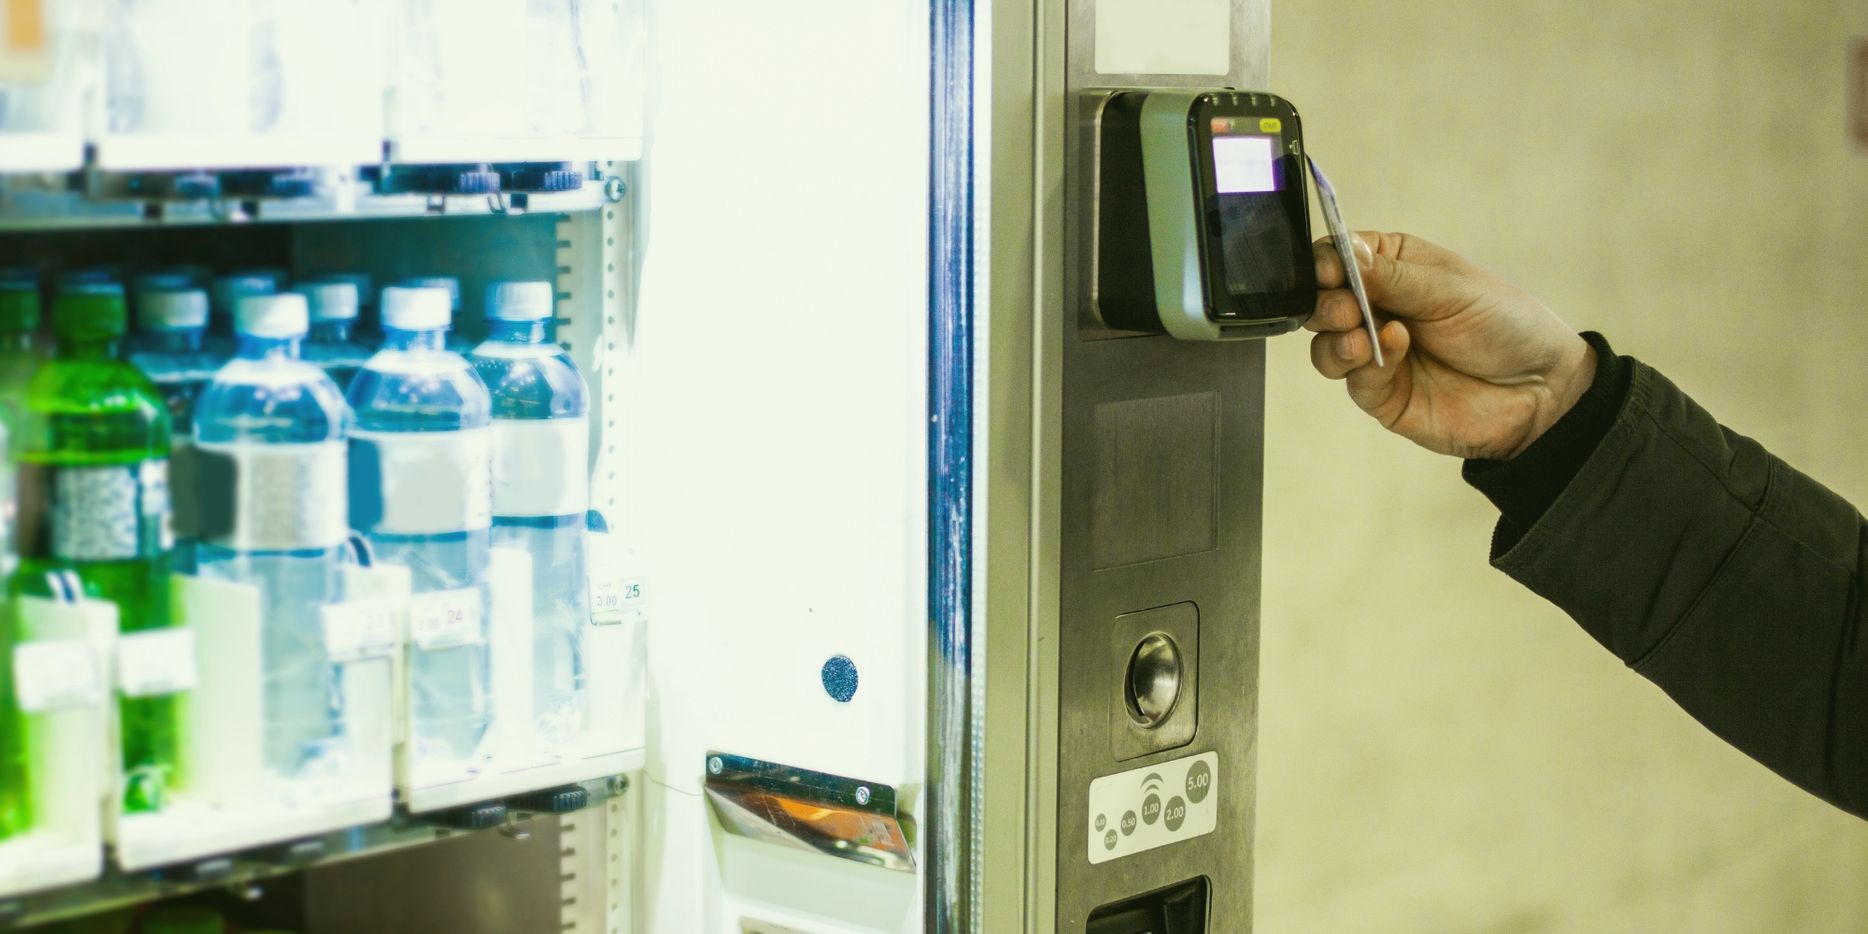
xmin=13 ymin=639 xmax=101 ymax=712
xmin=408 ymin=588 xmax=484 ymax=650
xmin=586 ymin=532 xmax=645 ymax=626
xmin=115 ymin=628 xmax=198 ymax=698
xmin=321 ymin=596 xmax=401 ymax=663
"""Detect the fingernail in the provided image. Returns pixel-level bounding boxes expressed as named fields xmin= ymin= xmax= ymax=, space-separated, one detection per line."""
xmin=1352 ymin=234 xmax=1374 ymax=269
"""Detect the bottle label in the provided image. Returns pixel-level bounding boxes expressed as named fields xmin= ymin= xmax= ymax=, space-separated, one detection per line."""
xmin=349 ymin=429 xmax=492 ymax=536
xmin=408 ymin=587 xmax=484 ymax=650
xmin=491 ymin=417 xmax=589 ymax=518
xmin=18 ymin=460 xmax=173 ymax=562
xmin=193 ymin=441 xmax=349 ymax=551
xmin=13 ymin=638 xmax=102 ymax=713
xmin=116 ymin=628 xmax=198 ymax=699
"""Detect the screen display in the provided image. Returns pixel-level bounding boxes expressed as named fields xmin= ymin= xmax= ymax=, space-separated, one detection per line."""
xmin=1211 ymin=135 xmax=1278 ymax=194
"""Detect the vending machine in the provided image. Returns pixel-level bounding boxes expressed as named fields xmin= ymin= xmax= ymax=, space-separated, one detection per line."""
xmin=0 ymin=0 xmax=1281 ymax=930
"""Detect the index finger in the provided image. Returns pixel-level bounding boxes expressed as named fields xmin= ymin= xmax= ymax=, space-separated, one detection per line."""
xmin=1311 ymin=233 xmax=1371 ymax=290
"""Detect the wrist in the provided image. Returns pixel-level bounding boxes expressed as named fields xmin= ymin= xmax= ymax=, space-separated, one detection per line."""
xmin=1511 ymin=336 xmax=1598 ymax=459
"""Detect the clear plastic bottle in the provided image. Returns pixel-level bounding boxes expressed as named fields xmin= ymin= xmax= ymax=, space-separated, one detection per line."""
xmin=294 ymin=281 xmax=371 ymax=391
xmin=129 ymin=289 xmax=217 ymax=438
xmin=346 ymin=286 xmax=493 ymax=775
xmin=129 ymin=271 xmax=193 ymax=325
xmin=195 ymin=293 xmax=350 ymax=781
xmin=308 ymin=271 xmax=377 ymax=346
xmin=210 ymin=274 xmax=278 ymax=352
xmin=397 ymin=276 xmax=472 ymax=351
xmin=130 ymin=289 xmax=220 ymax=572
xmin=470 ymin=281 xmax=589 ymax=754
xmin=12 ymin=290 xmax=176 ymax=814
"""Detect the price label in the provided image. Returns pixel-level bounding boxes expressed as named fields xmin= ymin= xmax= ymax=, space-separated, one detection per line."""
xmin=587 ymin=531 xmax=646 ymax=626
xmin=13 ymin=639 xmax=100 ymax=712
xmin=116 ymin=628 xmax=198 ymax=698
xmin=322 ymin=596 xmax=401 ymax=663
xmin=408 ymin=588 xmax=484 ymax=650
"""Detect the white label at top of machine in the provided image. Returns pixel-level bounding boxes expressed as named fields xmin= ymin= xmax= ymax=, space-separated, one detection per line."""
xmin=116 ymin=628 xmax=198 ymax=698
xmin=195 ymin=440 xmax=349 ymax=551
xmin=13 ymin=638 xmax=101 ymax=712
xmin=491 ymin=417 xmax=589 ymax=518
xmin=350 ymin=428 xmax=492 ymax=536
xmin=1094 ymin=0 xmax=1231 ymax=76
xmin=1086 ymin=750 xmax=1219 ymax=864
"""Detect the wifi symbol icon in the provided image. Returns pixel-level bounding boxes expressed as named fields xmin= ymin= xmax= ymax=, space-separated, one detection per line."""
xmin=1140 ymin=773 xmax=1164 ymax=795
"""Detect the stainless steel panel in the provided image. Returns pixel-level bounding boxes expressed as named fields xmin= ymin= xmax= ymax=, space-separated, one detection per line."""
xmin=1054 ymin=0 xmax=1269 ymax=929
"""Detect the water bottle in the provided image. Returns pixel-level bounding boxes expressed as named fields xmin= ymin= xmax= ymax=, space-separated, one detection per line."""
xmin=471 ymin=281 xmax=589 ymax=754
xmin=294 ymin=281 xmax=370 ymax=391
xmin=129 ymin=271 xmax=193 ymax=323
xmin=193 ymin=293 xmax=350 ymax=781
xmin=347 ymin=286 xmax=493 ymax=773
xmin=129 ymin=289 xmax=217 ymax=437
xmin=307 ymin=272 xmax=377 ymax=345
xmin=130 ymin=288 xmax=222 ymax=572
xmin=397 ymin=276 xmax=472 ymax=351
xmin=210 ymin=274 xmax=278 ymax=352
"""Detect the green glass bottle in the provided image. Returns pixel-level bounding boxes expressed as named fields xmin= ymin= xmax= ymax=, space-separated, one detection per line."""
xmin=12 ymin=290 xmax=177 ymax=814
xmin=0 ymin=284 xmax=39 ymax=838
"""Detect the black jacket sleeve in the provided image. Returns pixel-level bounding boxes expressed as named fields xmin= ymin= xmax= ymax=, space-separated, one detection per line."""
xmin=1467 ymin=343 xmax=1868 ymax=818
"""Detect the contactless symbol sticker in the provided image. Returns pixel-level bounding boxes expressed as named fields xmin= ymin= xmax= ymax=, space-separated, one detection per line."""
xmin=1086 ymin=751 xmax=1220 ymax=864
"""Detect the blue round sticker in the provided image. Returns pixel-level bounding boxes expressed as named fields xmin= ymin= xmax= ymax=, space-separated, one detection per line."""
xmin=821 ymin=655 xmax=859 ymax=703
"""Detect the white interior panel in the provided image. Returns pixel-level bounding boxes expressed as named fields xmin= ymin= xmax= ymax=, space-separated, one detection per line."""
xmin=626 ymin=0 xmax=929 ymax=926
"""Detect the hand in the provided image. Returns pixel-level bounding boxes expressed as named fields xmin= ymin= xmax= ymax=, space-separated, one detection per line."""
xmin=1306 ymin=231 xmax=1597 ymax=461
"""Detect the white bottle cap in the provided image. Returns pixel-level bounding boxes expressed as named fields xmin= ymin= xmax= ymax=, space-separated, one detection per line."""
xmin=293 ymin=281 xmax=360 ymax=322
xmin=381 ymin=286 xmax=452 ymax=331
xmin=139 ymin=289 xmax=210 ymax=330
xmin=235 ymin=293 xmax=310 ymax=338
xmin=309 ymin=272 xmax=374 ymax=307
xmin=399 ymin=276 xmax=460 ymax=311
xmin=484 ymin=280 xmax=554 ymax=321
xmin=213 ymin=274 xmax=277 ymax=314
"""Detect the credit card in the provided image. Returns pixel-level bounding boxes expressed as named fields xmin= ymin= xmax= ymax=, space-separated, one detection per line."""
xmin=1307 ymin=156 xmax=1382 ymax=368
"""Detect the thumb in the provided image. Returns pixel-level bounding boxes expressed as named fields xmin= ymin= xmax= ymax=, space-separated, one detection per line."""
xmin=1354 ymin=235 xmax=1468 ymax=322
xmin=1345 ymin=320 xmax=1411 ymax=416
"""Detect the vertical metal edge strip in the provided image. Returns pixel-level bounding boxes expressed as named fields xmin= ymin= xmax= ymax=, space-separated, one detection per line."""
xmin=929 ymin=0 xmax=979 ymax=928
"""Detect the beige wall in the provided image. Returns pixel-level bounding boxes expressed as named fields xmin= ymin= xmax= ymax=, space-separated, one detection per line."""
xmin=1259 ymin=1 xmax=1868 ymax=931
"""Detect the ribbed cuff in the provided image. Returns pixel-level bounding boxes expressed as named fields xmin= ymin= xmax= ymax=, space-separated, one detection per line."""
xmin=1462 ymin=332 xmax=1633 ymax=550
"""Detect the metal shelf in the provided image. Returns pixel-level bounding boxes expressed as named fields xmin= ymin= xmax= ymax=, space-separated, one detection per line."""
xmin=0 ymin=171 xmax=622 ymax=233
xmin=0 ymin=774 xmax=633 ymax=931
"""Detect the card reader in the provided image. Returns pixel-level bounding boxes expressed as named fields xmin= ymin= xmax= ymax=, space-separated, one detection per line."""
xmin=1095 ymin=89 xmax=1315 ymax=341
